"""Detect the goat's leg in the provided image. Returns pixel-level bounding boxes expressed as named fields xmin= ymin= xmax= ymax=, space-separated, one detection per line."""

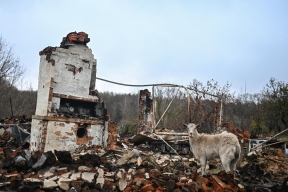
xmin=220 ymin=155 xmax=232 ymax=174
xmin=199 ymin=157 xmax=207 ymax=176
xmin=229 ymin=158 xmax=237 ymax=174
xmin=228 ymin=148 xmax=239 ymax=175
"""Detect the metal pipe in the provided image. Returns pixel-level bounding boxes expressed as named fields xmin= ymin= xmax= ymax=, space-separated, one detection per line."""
xmin=261 ymin=140 xmax=288 ymax=149
xmin=152 ymin=133 xmax=182 ymax=158
xmin=152 ymin=86 xmax=155 ymax=130
xmin=251 ymin=128 xmax=288 ymax=151
xmin=182 ymin=86 xmax=191 ymax=123
xmin=154 ymin=87 xmax=180 ymax=128
xmin=219 ymin=97 xmax=223 ymax=126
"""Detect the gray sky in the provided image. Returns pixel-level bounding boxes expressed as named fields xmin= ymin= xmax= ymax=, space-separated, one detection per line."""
xmin=1 ymin=1 xmax=287 ymax=94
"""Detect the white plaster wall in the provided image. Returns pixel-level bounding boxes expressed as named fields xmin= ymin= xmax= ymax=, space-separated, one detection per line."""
xmin=51 ymin=45 xmax=97 ymax=97
xmin=44 ymin=121 xmax=77 ymax=152
xmin=90 ymin=124 xmax=106 ymax=147
xmin=35 ymin=56 xmax=55 ymax=116
xmin=44 ymin=121 xmax=106 ymax=152
xmin=30 ymin=119 xmax=46 ymax=151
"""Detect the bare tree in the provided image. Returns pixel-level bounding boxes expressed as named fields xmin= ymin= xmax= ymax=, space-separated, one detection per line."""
xmin=0 ymin=35 xmax=25 ymax=86
xmin=188 ymin=79 xmax=235 ymax=132
xmin=261 ymin=78 xmax=288 ymax=132
xmin=0 ymin=35 xmax=27 ymax=118
xmin=250 ymin=93 xmax=265 ymax=134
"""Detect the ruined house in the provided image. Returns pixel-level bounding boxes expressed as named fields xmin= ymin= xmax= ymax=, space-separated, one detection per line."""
xmin=30 ymin=32 xmax=110 ymax=152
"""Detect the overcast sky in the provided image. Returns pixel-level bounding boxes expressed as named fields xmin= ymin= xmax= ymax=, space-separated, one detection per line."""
xmin=1 ymin=1 xmax=287 ymax=94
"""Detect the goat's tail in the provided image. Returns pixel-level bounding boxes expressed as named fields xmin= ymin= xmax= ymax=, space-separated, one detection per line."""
xmin=235 ymin=145 xmax=240 ymax=159
xmin=235 ymin=145 xmax=241 ymax=168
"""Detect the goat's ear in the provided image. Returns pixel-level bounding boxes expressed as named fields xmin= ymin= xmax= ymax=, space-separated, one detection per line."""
xmin=196 ymin=124 xmax=200 ymax=129
xmin=183 ymin=124 xmax=188 ymax=127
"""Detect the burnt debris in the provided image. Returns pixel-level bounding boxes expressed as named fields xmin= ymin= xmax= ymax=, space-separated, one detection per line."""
xmin=0 ymin=121 xmax=288 ymax=191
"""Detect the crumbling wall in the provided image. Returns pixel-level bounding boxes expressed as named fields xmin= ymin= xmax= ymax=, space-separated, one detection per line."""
xmin=138 ymin=89 xmax=154 ymax=134
xmin=31 ymin=32 xmax=111 ymax=152
xmin=35 ymin=56 xmax=54 ymax=116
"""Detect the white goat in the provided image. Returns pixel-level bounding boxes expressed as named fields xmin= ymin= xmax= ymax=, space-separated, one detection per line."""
xmin=185 ymin=123 xmax=241 ymax=175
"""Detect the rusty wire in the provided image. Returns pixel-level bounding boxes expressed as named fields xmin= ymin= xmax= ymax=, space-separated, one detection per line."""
xmin=96 ymin=76 xmax=220 ymax=124
xmin=96 ymin=77 xmax=219 ymax=98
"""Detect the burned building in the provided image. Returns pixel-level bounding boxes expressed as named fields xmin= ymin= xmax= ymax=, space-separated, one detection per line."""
xmin=30 ymin=32 xmax=109 ymax=152
xmin=138 ymin=89 xmax=154 ymax=134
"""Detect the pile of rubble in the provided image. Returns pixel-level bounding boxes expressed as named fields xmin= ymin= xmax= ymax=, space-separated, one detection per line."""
xmin=239 ymin=149 xmax=288 ymax=191
xmin=0 ymin=121 xmax=288 ymax=191
xmin=0 ymin=116 xmax=31 ymax=124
